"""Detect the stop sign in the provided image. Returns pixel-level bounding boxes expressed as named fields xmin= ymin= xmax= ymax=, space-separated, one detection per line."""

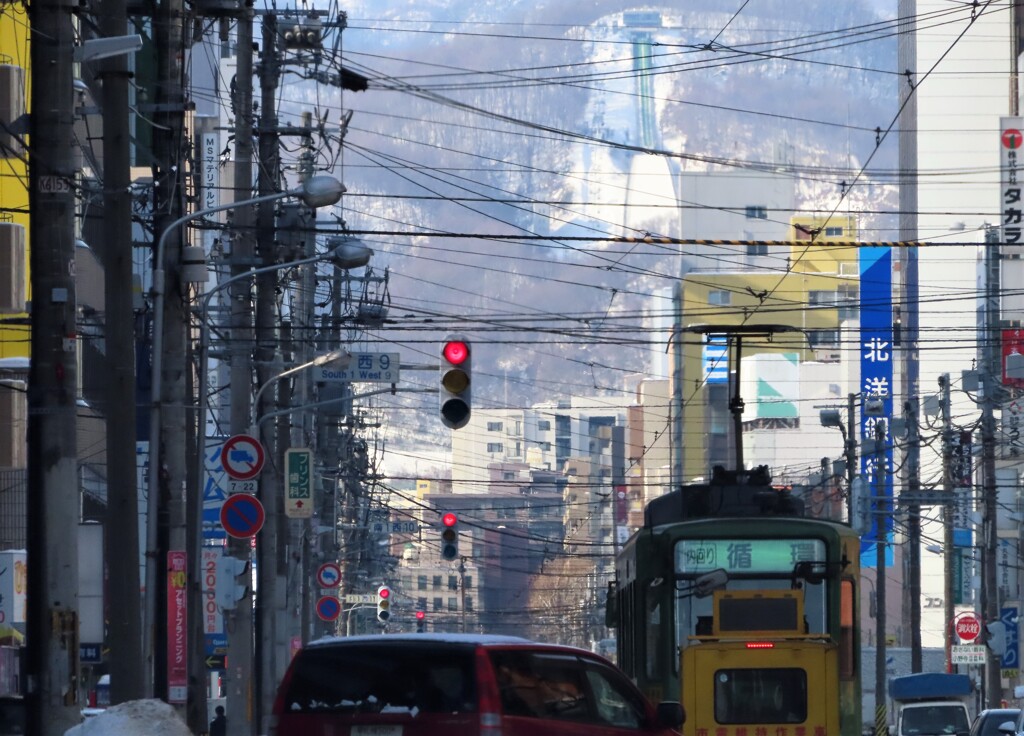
xmin=954 ymin=613 xmax=982 ymax=643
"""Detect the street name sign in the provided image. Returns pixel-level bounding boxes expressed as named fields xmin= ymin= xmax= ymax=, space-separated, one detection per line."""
xmin=343 ymin=593 xmax=376 ymax=604
xmin=315 ymin=352 xmax=400 ymax=383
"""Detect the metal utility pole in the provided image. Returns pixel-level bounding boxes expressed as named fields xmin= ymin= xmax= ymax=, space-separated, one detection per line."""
xmin=26 ymin=0 xmax=81 ymax=728
xmin=97 ymin=0 xmax=144 ymax=703
xmin=845 ymin=393 xmax=857 ymax=521
xmin=874 ymin=419 xmax=888 ymax=736
xmin=225 ymin=7 xmax=256 ymax=736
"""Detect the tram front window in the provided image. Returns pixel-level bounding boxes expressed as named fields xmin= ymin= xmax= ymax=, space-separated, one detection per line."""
xmin=713 ymin=668 xmax=807 ymax=724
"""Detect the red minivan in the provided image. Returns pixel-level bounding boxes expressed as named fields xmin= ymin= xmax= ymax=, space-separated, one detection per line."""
xmin=270 ymin=633 xmax=684 ymax=736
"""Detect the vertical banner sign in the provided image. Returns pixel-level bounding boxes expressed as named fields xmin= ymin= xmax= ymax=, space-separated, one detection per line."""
xmin=203 ymin=439 xmax=229 ymax=542
xmin=285 ymin=448 xmax=314 ymax=519
xmin=1000 ymin=119 xmax=1023 ymax=245
xmin=202 ymin=132 xmax=219 ymax=211
xmin=167 ymin=551 xmax=188 ymax=703
xmin=202 ymin=548 xmax=222 ymax=637
xmin=1002 ymin=606 xmax=1020 ymax=676
xmin=952 ymin=430 xmax=973 ymax=604
xmin=859 ymin=247 xmax=894 ymax=568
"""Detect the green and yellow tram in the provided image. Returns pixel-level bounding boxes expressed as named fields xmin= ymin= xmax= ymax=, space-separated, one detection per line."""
xmin=607 ymin=466 xmax=861 ymax=736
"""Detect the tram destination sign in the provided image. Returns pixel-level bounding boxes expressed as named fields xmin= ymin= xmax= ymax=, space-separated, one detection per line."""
xmin=675 ymin=538 xmax=826 ymax=574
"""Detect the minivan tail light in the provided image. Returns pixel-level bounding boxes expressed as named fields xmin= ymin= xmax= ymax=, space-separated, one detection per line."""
xmin=475 ymin=648 xmax=503 ymax=736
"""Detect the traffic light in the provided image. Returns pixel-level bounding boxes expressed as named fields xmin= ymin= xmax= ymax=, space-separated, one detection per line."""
xmin=377 ymin=585 xmax=392 ymax=622
xmin=416 ymin=610 xmax=426 ymax=633
xmin=279 ymin=14 xmax=322 ymax=49
xmin=440 ymin=337 xmax=471 ymax=429
xmin=986 ymin=620 xmax=1007 ymax=656
xmin=440 ymin=512 xmax=459 ymax=561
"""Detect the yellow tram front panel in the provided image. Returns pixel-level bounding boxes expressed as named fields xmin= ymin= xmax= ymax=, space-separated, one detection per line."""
xmin=681 ymin=639 xmax=838 ymax=736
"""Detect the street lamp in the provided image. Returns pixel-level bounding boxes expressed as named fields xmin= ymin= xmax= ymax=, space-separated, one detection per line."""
xmin=143 ymin=174 xmax=346 ymax=694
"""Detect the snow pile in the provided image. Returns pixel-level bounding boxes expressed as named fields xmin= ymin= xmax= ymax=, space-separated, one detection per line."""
xmin=66 ymin=699 xmax=191 ymax=736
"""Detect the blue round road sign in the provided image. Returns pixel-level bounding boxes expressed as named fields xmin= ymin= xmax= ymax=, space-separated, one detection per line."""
xmin=220 ymin=493 xmax=265 ymax=539
xmin=316 ymin=596 xmax=341 ymax=622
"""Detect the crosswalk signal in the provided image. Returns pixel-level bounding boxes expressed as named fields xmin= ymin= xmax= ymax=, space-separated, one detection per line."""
xmin=377 ymin=585 xmax=392 ymax=622
xmin=440 ymin=337 xmax=471 ymax=429
xmin=416 ymin=610 xmax=426 ymax=633
xmin=440 ymin=512 xmax=459 ymax=561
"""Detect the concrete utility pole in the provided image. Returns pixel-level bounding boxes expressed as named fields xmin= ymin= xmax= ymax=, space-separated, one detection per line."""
xmin=904 ymin=399 xmax=922 ymax=671
xmin=26 ymin=0 xmax=81 ymax=728
xmin=146 ymin=0 xmax=189 ymax=706
xmin=97 ymin=0 xmax=144 ymax=703
xmin=225 ymin=7 xmax=256 ymax=736
xmin=255 ymin=14 xmax=283 ymax=733
xmin=981 ymin=228 xmax=1002 ymax=708
xmin=939 ymin=374 xmax=956 ymax=673
xmin=874 ymin=419 xmax=889 ymax=736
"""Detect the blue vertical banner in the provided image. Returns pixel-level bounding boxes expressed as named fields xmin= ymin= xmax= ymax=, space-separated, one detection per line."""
xmin=1001 ymin=606 xmax=1019 ymax=673
xmin=860 ymin=247 xmax=894 ymax=567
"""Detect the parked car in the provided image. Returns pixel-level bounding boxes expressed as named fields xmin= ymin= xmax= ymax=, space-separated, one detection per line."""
xmin=271 ymin=633 xmax=685 ymax=736
xmin=993 ymin=707 xmax=1024 ymax=735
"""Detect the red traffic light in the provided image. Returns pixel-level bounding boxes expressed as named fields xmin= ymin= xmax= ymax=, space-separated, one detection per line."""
xmin=378 ymin=586 xmax=390 ymax=599
xmin=443 ymin=340 xmax=469 ymax=366
xmin=442 ymin=512 xmax=458 ymax=528
xmin=415 ymin=610 xmax=425 ymax=621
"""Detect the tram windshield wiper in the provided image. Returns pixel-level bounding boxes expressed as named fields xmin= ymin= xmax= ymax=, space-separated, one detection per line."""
xmin=678 ymin=568 xmax=729 ymax=598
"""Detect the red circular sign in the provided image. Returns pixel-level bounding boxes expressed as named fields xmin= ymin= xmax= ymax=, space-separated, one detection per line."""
xmin=316 ymin=596 xmax=341 ymax=622
xmin=220 ymin=493 xmax=265 ymax=539
xmin=221 ymin=434 xmax=266 ymax=481
xmin=1003 ymin=128 xmax=1024 ymax=150
xmin=955 ymin=612 xmax=982 ymax=643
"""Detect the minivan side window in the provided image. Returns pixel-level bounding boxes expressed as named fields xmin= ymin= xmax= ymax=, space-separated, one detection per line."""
xmin=489 ymin=651 xmax=646 ymax=729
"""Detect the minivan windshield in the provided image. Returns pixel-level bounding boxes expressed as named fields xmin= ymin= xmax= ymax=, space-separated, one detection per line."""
xmin=279 ymin=642 xmax=478 ymax=715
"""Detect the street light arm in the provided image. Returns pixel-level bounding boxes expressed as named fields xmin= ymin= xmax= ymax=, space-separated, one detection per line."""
xmin=249 ymin=348 xmax=351 ymax=433
xmin=253 ymin=387 xmax=438 ymax=434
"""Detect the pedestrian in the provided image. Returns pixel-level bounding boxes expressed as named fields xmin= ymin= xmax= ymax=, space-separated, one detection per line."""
xmin=210 ymin=705 xmax=227 ymax=736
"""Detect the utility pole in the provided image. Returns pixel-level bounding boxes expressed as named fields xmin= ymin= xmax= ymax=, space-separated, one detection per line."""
xmin=939 ymin=374 xmax=955 ymax=673
xmin=981 ymin=227 xmax=1002 ymax=708
xmin=225 ymin=7 xmax=256 ymax=736
xmin=874 ymin=418 xmax=888 ymax=736
xmin=255 ymin=13 xmax=283 ymax=733
xmin=147 ymin=0 xmax=189 ymax=707
xmin=26 ymin=0 xmax=81 ymax=728
xmin=97 ymin=0 xmax=144 ymax=704
xmin=904 ymin=398 xmax=922 ymax=671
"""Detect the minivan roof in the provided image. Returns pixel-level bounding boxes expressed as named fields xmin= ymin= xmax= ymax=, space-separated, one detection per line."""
xmin=305 ymin=633 xmax=534 ymax=648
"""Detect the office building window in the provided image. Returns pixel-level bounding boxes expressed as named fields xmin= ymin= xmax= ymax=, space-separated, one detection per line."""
xmin=448 ymin=575 xmax=458 ymax=591
xmin=745 ymin=205 xmax=767 ymax=219
xmin=486 ymin=442 xmax=503 ymax=453
xmin=708 ymin=290 xmax=731 ymax=306
xmin=487 ymin=421 xmax=503 ymax=431
xmin=432 ymin=575 xmax=442 ymax=589
xmin=417 ymin=575 xmax=427 ymax=591
xmin=432 ymin=597 xmax=442 ymax=611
